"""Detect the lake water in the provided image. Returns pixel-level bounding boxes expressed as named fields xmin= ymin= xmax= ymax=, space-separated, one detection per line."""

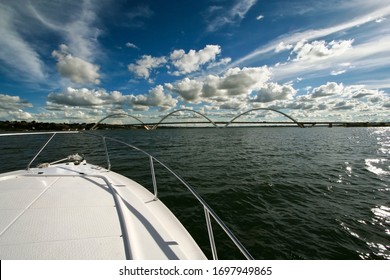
xmin=1 ymin=127 xmax=389 ymax=259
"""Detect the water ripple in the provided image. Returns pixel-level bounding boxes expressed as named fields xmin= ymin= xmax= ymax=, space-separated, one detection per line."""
xmin=1 ymin=127 xmax=389 ymax=259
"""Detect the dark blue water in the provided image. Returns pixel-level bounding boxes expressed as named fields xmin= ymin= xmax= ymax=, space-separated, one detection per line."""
xmin=1 ymin=127 xmax=389 ymax=259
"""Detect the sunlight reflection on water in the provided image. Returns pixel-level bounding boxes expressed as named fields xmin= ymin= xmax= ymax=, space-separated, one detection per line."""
xmin=371 ymin=205 xmax=390 ymax=220
xmin=367 ymin=205 xmax=390 ymax=259
xmin=365 ymin=128 xmax=390 ymax=176
xmin=365 ymin=159 xmax=390 ymax=175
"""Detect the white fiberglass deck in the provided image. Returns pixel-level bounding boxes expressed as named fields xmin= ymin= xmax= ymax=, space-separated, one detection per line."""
xmin=0 ymin=162 xmax=207 ymax=260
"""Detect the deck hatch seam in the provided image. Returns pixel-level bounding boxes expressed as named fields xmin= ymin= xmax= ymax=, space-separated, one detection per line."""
xmin=23 ymin=173 xmax=133 ymax=259
xmin=0 ymin=177 xmax=61 ymax=237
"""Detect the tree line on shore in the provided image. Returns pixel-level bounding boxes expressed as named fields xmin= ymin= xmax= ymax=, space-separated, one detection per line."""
xmin=1 ymin=120 xmax=388 ymax=131
xmin=0 ymin=120 xmax=94 ymax=131
xmin=0 ymin=120 xmax=146 ymax=131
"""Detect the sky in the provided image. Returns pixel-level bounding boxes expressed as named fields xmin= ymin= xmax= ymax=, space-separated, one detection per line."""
xmin=0 ymin=0 xmax=389 ymax=124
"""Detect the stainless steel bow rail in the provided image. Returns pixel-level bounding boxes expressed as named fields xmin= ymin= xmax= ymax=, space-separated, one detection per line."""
xmin=0 ymin=131 xmax=254 ymax=260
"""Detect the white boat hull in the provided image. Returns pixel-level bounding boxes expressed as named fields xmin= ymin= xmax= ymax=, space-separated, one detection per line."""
xmin=0 ymin=161 xmax=207 ymax=260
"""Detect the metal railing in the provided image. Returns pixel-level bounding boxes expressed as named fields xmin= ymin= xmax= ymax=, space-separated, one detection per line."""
xmin=0 ymin=131 xmax=254 ymax=260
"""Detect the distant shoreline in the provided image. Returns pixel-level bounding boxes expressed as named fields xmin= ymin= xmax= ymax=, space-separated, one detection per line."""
xmin=0 ymin=120 xmax=389 ymax=131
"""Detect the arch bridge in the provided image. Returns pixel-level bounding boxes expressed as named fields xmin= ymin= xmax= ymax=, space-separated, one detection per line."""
xmin=91 ymin=108 xmax=304 ymax=130
xmin=150 ymin=109 xmax=219 ymax=130
xmin=91 ymin=113 xmax=151 ymax=130
xmin=225 ymin=108 xmax=304 ymax=128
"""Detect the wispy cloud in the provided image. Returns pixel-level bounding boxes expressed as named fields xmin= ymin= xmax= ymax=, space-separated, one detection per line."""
xmin=64 ymin=0 xmax=102 ymax=60
xmin=125 ymin=4 xmax=154 ymax=28
xmin=256 ymin=14 xmax=264 ymax=20
xmin=0 ymin=0 xmax=103 ymax=85
xmin=272 ymin=35 xmax=390 ymax=82
xmin=375 ymin=17 xmax=387 ymax=23
xmin=125 ymin=42 xmax=139 ymax=49
xmin=206 ymin=0 xmax=258 ymax=32
xmin=229 ymin=3 xmax=390 ymax=67
xmin=330 ymin=70 xmax=346 ymax=76
xmin=29 ymin=0 xmax=101 ymax=60
xmin=0 ymin=3 xmax=46 ymax=81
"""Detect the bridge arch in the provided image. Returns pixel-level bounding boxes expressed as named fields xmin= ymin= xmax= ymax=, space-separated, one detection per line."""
xmin=226 ymin=108 xmax=304 ymax=128
xmin=152 ymin=109 xmax=218 ymax=130
xmin=91 ymin=113 xmax=149 ymax=130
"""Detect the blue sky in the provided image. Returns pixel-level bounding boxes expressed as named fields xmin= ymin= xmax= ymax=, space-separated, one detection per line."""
xmin=0 ymin=0 xmax=389 ymax=123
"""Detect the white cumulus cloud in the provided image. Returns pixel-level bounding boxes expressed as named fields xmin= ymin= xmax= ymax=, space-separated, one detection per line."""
xmin=0 ymin=93 xmax=33 ymax=121
xmin=216 ymin=67 xmax=272 ymax=96
xmin=291 ymin=39 xmax=354 ymax=61
xmin=131 ymin=85 xmax=177 ymax=111
xmin=52 ymin=44 xmax=100 ymax=84
xmin=166 ymin=78 xmax=204 ymax=102
xmin=311 ymin=82 xmax=345 ymax=98
xmin=47 ymin=87 xmax=129 ymax=107
xmin=275 ymin=42 xmax=293 ymax=53
xmin=128 ymin=45 xmax=230 ymax=79
xmin=284 ymin=81 xmax=390 ymax=121
xmin=0 ymin=93 xmax=33 ymax=110
xmin=251 ymin=83 xmax=297 ymax=103
xmin=128 ymin=55 xmax=167 ymax=79
xmin=170 ymin=45 xmax=222 ymax=75
xmin=167 ymin=66 xmax=272 ymax=102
